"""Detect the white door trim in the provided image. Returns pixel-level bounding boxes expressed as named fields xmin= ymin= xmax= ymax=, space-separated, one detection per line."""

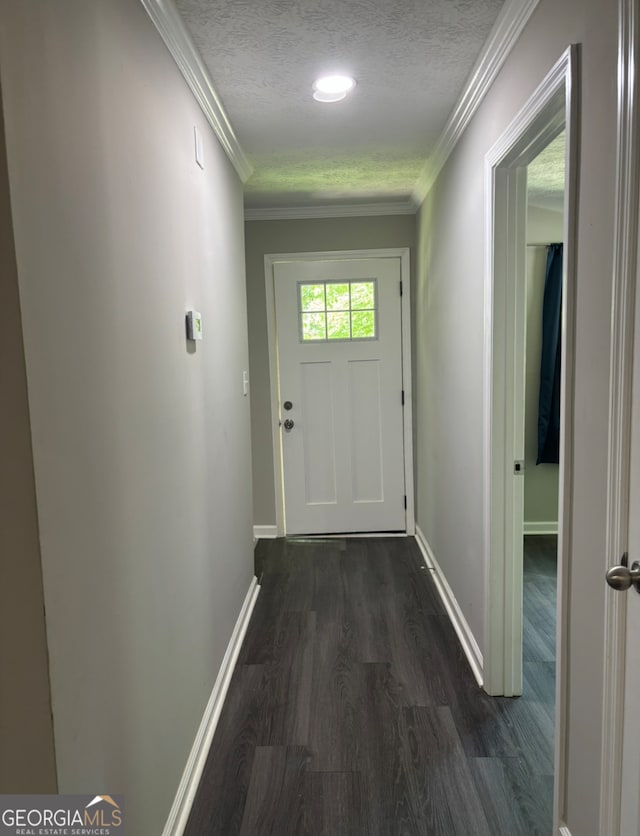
xmin=264 ymin=248 xmax=414 ymax=537
xmin=599 ymin=0 xmax=640 ymax=832
xmin=483 ymin=45 xmax=578 ymax=832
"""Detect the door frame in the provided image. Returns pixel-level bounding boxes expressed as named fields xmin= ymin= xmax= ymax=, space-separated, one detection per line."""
xmin=599 ymin=0 xmax=640 ymax=831
xmin=483 ymin=44 xmax=578 ymax=829
xmin=264 ymin=248 xmax=414 ymax=537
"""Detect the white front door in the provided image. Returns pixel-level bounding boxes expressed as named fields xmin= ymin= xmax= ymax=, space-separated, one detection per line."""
xmin=273 ymin=256 xmax=406 ymax=535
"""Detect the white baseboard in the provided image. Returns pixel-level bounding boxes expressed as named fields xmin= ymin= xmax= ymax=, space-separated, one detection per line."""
xmin=162 ymin=576 xmax=260 ymax=836
xmin=253 ymin=525 xmax=278 ymax=539
xmin=288 ymin=532 xmax=408 ymax=539
xmin=414 ymin=526 xmax=484 ymax=687
xmin=524 ymin=520 xmax=558 ymax=535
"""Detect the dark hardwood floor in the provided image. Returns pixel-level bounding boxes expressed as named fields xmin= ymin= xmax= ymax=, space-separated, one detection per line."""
xmin=185 ymin=535 xmax=557 ymax=835
xmin=523 ymin=535 xmax=557 ymax=725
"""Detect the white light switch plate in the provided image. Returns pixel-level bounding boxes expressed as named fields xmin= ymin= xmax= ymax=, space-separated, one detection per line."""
xmin=186 ymin=310 xmax=203 ymax=340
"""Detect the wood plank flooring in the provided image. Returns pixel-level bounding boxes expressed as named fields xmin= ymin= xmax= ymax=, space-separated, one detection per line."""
xmin=185 ymin=535 xmax=557 ymax=835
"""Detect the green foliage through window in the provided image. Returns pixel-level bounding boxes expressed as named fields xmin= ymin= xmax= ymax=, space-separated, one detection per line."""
xmin=351 ymin=310 xmax=375 ymax=338
xmin=326 ymin=283 xmax=350 ymax=311
xmin=299 ymin=280 xmax=376 ymax=342
xmin=300 ymin=284 xmax=325 ymax=311
xmin=350 ymin=282 xmax=375 ymax=310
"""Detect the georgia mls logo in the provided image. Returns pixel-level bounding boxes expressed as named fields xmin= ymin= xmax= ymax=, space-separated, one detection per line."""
xmin=84 ymin=796 xmax=122 ymax=827
xmin=0 ymin=794 xmax=124 ymax=835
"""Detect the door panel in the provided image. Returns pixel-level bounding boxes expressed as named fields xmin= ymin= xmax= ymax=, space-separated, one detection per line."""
xmin=348 ymin=360 xmax=383 ymax=502
xmin=274 ymin=257 xmax=405 ymax=535
xmin=300 ymin=361 xmax=337 ymax=505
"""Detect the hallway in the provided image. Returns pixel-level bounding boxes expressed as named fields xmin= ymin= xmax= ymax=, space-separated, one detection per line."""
xmin=185 ymin=537 xmax=554 ymax=835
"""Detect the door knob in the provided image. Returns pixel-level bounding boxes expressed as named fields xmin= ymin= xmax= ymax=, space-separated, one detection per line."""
xmin=606 ymin=557 xmax=640 ymax=592
xmin=283 ymin=419 xmax=294 ymax=430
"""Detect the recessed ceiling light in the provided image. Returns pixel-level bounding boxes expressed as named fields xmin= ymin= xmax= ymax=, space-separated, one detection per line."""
xmin=312 ymin=75 xmax=356 ymax=103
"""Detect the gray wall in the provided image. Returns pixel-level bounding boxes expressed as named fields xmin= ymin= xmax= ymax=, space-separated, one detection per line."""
xmin=245 ymin=215 xmax=416 ymax=526
xmin=0 ymin=78 xmax=57 ymax=794
xmin=524 ymin=205 xmax=563 ymax=527
xmin=0 ymin=2 xmax=254 ymax=833
xmin=414 ymin=0 xmax=617 ymax=831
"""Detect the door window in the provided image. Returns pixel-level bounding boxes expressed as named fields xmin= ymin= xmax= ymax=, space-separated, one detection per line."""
xmin=298 ymin=280 xmax=377 ymax=342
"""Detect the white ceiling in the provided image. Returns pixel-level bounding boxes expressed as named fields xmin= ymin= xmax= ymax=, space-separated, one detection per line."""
xmin=528 ymin=131 xmax=566 ymax=213
xmin=174 ymin=0 xmax=507 ymax=211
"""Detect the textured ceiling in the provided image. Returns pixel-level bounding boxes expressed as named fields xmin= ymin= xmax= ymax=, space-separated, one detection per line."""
xmin=174 ymin=0 xmax=506 ymax=209
xmin=528 ymin=131 xmax=566 ymax=213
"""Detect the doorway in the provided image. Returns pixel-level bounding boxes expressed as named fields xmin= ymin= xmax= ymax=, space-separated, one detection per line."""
xmin=264 ymin=248 xmax=414 ymax=536
xmin=522 ymin=128 xmax=565 ymax=700
xmin=483 ymin=45 xmax=578 ymax=830
xmin=520 ymin=130 xmax=566 ymax=810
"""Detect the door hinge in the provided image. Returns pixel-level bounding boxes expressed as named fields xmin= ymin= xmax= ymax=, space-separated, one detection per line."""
xmin=404 ymin=495 xmax=407 ymax=509
xmin=399 ymin=280 xmax=403 ymax=297
xmin=401 ymin=390 xmax=405 ymax=405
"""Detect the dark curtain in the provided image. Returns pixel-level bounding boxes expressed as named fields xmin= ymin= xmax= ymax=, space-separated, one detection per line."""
xmin=537 ymin=243 xmax=563 ymax=464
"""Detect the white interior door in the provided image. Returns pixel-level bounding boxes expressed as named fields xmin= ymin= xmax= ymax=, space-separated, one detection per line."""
xmin=619 ymin=257 xmax=640 ymax=835
xmin=273 ymin=257 xmax=406 ymax=535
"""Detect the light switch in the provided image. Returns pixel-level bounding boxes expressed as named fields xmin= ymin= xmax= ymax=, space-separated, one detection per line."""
xmin=243 ymin=370 xmax=249 ymax=396
xmin=186 ymin=310 xmax=203 ymax=340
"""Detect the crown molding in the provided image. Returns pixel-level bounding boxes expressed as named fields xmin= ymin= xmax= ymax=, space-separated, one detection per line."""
xmin=139 ymin=0 xmax=253 ymax=183
xmin=244 ymin=200 xmax=418 ymax=221
xmin=141 ymin=0 xmax=538 ymax=212
xmin=412 ymin=0 xmax=540 ymax=207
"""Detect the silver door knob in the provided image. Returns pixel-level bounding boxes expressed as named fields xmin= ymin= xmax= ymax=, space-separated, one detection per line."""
xmin=606 ymin=560 xmax=640 ymax=592
xmin=283 ymin=419 xmax=294 ymax=430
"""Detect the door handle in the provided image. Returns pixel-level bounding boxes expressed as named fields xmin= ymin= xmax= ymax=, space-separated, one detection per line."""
xmin=606 ymin=554 xmax=640 ymax=592
xmin=283 ymin=419 xmax=294 ymax=431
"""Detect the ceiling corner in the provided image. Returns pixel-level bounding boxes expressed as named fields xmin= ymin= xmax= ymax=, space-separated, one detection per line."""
xmin=139 ymin=0 xmax=253 ymax=183
xmin=411 ymin=0 xmax=541 ymax=209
